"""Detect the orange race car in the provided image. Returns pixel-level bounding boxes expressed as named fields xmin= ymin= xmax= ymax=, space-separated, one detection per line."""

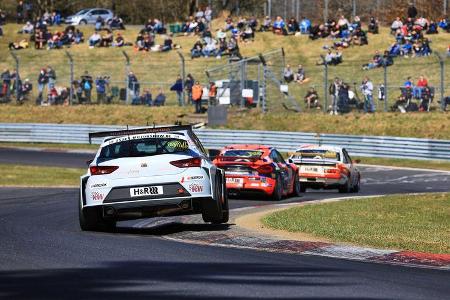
xmin=288 ymin=145 xmax=361 ymax=193
xmin=213 ymin=145 xmax=301 ymax=200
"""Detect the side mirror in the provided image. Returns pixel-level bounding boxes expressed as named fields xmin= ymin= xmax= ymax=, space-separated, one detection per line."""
xmin=353 ymin=159 xmax=361 ymax=164
xmin=86 ymin=159 xmax=94 ymax=166
xmin=287 ymin=158 xmax=294 ymax=164
xmin=208 ymin=149 xmax=221 ymax=161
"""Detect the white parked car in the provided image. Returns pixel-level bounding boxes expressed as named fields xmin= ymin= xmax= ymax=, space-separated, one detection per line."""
xmin=65 ymin=8 xmax=113 ymax=25
xmin=79 ymin=125 xmax=228 ymax=231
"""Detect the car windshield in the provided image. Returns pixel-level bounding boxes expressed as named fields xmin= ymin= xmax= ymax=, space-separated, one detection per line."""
xmin=75 ymin=9 xmax=89 ymax=15
xmin=293 ymin=149 xmax=340 ymax=161
xmin=97 ymin=138 xmax=195 ymax=163
xmin=223 ymin=150 xmax=263 ymax=158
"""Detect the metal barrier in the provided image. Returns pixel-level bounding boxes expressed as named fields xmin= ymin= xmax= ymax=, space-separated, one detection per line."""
xmin=0 ymin=123 xmax=449 ymax=161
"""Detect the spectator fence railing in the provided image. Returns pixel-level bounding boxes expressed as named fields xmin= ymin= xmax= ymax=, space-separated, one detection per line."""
xmin=0 ymin=123 xmax=449 ymax=161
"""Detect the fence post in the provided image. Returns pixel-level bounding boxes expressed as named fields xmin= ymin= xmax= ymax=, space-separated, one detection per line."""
xmin=323 ymin=62 xmax=328 ymax=113
xmin=177 ymin=51 xmax=186 ymax=106
xmin=445 ymin=0 xmax=448 ymax=15
xmin=383 ymin=64 xmax=388 ymax=112
xmin=352 ymin=0 xmax=356 ymax=19
xmin=259 ymin=54 xmax=267 ymax=113
xmin=122 ymin=51 xmax=130 ymax=104
xmin=435 ymin=52 xmax=445 ymax=111
xmin=268 ymin=0 xmax=272 ymax=18
xmin=65 ymin=51 xmax=74 ymax=105
xmin=240 ymin=60 xmax=246 ymax=108
xmin=324 ymin=0 xmax=329 ymax=22
xmin=9 ymin=51 xmax=20 ymax=103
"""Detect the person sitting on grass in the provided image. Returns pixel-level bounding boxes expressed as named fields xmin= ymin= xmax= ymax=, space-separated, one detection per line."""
xmin=100 ymin=29 xmax=113 ymax=47
xmin=304 ymin=87 xmax=321 ymax=109
xmin=154 ymin=89 xmax=166 ymax=106
xmin=88 ymin=31 xmax=101 ymax=48
xmin=9 ymin=39 xmax=29 ymax=50
xmin=294 ymin=64 xmax=309 ymax=84
xmin=283 ymin=65 xmax=294 ymax=83
xmin=109 ymin=16 xmax=125 ymax=30
xmin=273 ymin=16 xmax=287 ymax=35
xmin=18 ymin=21 xmax=33 ymax=34
xmin=191 ymin=40 xmax=203 ymax=59
xmin=113 ymin=32 xmax=124 ymax=47
xmin=259 ymin=16 xmax=271 ymax=32
xmin=363 ymin=50 xmax=383 ymax=70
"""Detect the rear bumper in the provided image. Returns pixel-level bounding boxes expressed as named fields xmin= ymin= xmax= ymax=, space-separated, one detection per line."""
xmin=300 ymin=176 xmax=344 ymax=188
xmin=225 ymin=176 xmax=275 ymax=195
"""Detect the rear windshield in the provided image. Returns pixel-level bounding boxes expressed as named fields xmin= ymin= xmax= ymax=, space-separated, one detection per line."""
xmin=293 ymin=149 xmax=340 ymax=161
xmin=223 ymin=150 xmax=263 ymax=158
xmin=97 ymin=138 xmax=194 ymax=163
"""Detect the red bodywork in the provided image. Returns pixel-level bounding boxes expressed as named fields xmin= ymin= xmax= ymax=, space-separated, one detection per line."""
xmin=213 ymin=145 xmax=298 ymax=197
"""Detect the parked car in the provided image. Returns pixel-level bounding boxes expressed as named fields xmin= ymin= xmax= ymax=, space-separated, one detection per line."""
xmin=288 ymin=145 xmax=361 ymax=193
xmin=213 ymin=144 xmax=301 ymax=200
xmin=65 ymin=8 xmax=113 ymax=25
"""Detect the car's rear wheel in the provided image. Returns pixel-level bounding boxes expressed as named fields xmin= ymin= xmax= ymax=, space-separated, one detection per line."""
xmin=202 ymin=175 xmax=227 ymax=224
xmin=271 ymin=174 xmax=283 ymax=201
xmin=351 ymin=177 xmax=361 ymax=193
xmin=212 ymin=179 xmax=229 ymax=224
xmin=290 ymin=173 xmax=302 ymax=197
xmin=338 ymin=179 xmax=351 ymax=193
xmin=79 ymin=195 xmax=116 ymax=232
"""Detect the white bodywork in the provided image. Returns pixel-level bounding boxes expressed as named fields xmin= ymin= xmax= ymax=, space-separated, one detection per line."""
xmin=80 ymin=132 xmax=217 ymax=208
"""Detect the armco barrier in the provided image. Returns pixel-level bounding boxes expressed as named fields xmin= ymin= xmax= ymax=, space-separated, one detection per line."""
xmin=0 ymin=123 xmax=449 ymax=161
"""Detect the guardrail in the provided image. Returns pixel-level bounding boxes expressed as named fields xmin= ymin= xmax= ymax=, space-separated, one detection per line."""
xmin=0 ymin=123 xmax=449 ymax=161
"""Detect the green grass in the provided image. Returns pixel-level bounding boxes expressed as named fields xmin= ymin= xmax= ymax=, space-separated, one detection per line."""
xmin=355 ymin=156 xmax=450 ymax=171
xmin=0 ymin=164 xmax=84 ymax=186
xmin=0 ymin=142 xmax=98 ymax=151
xmin=263 ymin=193 xmax=450 ymax=254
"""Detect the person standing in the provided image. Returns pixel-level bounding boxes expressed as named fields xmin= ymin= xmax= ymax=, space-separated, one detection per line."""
xmin=184 ymin=74 xmax=194 ymax=104
xmin=329 ymin=77 xmax=340 ymax=115
xmin=1 ymin=69 xmax=11 ymax=101
xmin=361 ymin=76 xmax=375 ymax=113
xmin=95 ymin=76 xmax=108 ymax=104
xmin=191 ymin=81 xmax=203 ymax=113
xmin=170 ymin=75 xmax=184 ymax=106
xmin=127 ymin=71 xmax=139 ymax=103
xmin=36 ymin=68 xmax=47 ymax=104
xmin=407 ymin=2 xmax=418 ymax=19
xmin=16 ymin=1 xmax=24 ymax=24
xmin=46 ymin=66 xmax=56 ymax=91
xmin=208 ymin=81 xmax=217 ymax=106
xmin=81 ymin=71 xmax=93 ymax=103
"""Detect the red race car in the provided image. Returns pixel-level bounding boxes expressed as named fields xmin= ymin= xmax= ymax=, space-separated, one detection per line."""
xmin=213 ymin=145 xmax=301 ymax=200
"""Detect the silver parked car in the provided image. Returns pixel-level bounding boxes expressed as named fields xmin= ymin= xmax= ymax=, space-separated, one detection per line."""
xmin=65 ymin=8 xmax=113 ymax=25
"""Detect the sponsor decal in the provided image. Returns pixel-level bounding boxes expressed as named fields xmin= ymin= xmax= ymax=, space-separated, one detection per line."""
xmin=141 ymin=163 xmax=148 ymax=168
xmin=181 ymin=175 xmax=204 ymax=183
xmin=107 ymin=133 xmax=187 ymax=145
xmin=91 ymin=191 xmax=104 ymax=201
xmin=188 ymin=183 xmax=204 ymax=193
xmin=90 ymin=183 xmax=107 ymax=188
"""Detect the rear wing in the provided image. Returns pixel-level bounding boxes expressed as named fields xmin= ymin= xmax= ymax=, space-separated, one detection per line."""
xmin=88 ymin=125 xmax=193 ymax=144
xmin=290 ymin=157 xmax=339 ymax=166
xmin=215 ymin=156 xmax=260 ymax=163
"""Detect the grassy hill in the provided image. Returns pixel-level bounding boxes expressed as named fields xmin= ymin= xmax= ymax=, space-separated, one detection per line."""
xmin=0 ymin=21 xmax=449 ymax=139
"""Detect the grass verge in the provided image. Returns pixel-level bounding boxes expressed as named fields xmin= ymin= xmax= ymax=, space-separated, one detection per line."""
xmin=0 ymin=164 xmax=84 ymax=186
xmin=262 ymin=193 xmax=450 ymax=254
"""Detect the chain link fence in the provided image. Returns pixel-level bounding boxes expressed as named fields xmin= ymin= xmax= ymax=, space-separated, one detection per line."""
xmin=264 ymin=0 xmax=449 ymax=23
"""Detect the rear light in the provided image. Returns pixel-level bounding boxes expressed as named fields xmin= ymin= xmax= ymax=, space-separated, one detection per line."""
xmin=90 ymin=166 xmax=119 ymax=175
xmin=256 ymin=164 xmax=274 ymax=174
xmin=170 ymin=157 xmax=201 ymax=168
xmin=325 ymin=168 xmax=339 ymax=174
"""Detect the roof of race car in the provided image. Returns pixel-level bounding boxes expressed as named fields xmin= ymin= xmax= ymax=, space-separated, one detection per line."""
xmin=295 ymin=144 xmax=343 ymax=153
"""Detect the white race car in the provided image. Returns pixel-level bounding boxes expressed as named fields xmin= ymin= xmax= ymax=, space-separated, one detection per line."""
xmin=79 ymin=125 xmax=228 ymax=231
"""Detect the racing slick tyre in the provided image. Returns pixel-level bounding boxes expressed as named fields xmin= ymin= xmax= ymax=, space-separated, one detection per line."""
xmin=79 ymin=196 xmax=116 ymax=232
xmin=351 ymin=177 xmax=361 ymax=193
xmin=213 ymin=180 xmax=229 ymax=224
xmin=300 ymin=185 xmax=307 ymax=193
xmin=271 ymin=174 xmax=283 ymax=201
xmin=338 ymin=179 xmax=351 ymax=193
xmin=290 ymin=173 xmax=302 ymax=197
xmin=202 ymin=176 xmax=226 ymax=224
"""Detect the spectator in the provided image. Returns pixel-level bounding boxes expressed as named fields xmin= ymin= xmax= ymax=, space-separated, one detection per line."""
xmin=294 ymin=64 xmax=306 ymax=83
xmin=407 ymin=2 xmax=418 ymax=19
xmin=273 ymin=16 xmax=287 ymax=35
xmin=142 ymin=89 xmax=152 ymax=106
xmin=0 ymin=9 xmax=7 ymax=25
xmin=1 ymin=69 xmax=12 ymax=100
xmin=202 ymin=38 xmax=217 ymax=57
xmin=95 ymin=76 xmax=108 ymax=104
xmin=89 ymin=31 xmax=101 ymax=48
xmin=109 ymin=16 xmax=125 ymax=30
xmin=154 ymin=89 xmax=166 ymax=106
xmin=414 ymin=75 xmax=428 ymax=99
xmin=361 ymin=77 xmax=375 ymax=113
xmin=227 ymin=36 xmax=242 ymax=59
xmin=208 ymin=81 xmax=217 ymax=105
xmin=74 ymin=29 xmax=84 ymax=44
xmin=191 ymin=81 xmax=203 ymax=113
xmin=426 ymin=20 xmax=438 ymax=34
xmin=95 ymin=16 xmax=104 ymax=31
xmin=8 ymin=39 xmax=29 ymax=50
xmin=100 ymin=29 xmax=113 ymax=47
xmin=260 ymin=16 xmax=271 ymax=32
xmin=81 ymin=71 xmax=93 ymax=103
xmin=299 ymin=17 xmax=311 ymax=34
xmin=329 ymin=78 xmax=340 ymax=115
xmin=72 ymin=80 xmax=83 ymax=104
xmin=36 ymin=68 xmax=47 ymax=104
xmin=24 ymin=1 xmax=33 ymax=21
xmin=18 ymin=21 xmax=33 ymax=34
xmin=283 ymin=65 xmax=294 ymax=83
xmin=161 ymin=34 xmax=173 ymax=52
xmin=185 ymin=74 xmax=194 ymax=104
xmin=205 ymin=6 xmax=213 ymax=25
xmin=391 ymin=17 xmax=403 ymax=34
xmin=46 ymin=66 xmax=56 ymax=90
xmin=287 ymin=17 xmax=299 ymax=34
xmin=191 ymin=39 xmax=203 ymax=58
xmin=304 ymin=87 xmax=320 ymax=109
xmin=362 ymin=50 xmax=383 ymax=70
xmin=127 ymin=71 xmax=139 ymax=102
xmin=113 ymin=32 xmax=125 ymax=47
xmin=170 ymin=75 xmax=184 ymax=106
xmin=368 ymin=17 xmax=379 ymax=34
xmin=17 ymin=1 xmax=24 ymax=24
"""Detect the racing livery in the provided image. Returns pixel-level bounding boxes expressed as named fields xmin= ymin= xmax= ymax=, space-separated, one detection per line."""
xmin=213 ymin=145 xmax=301 ymax=200
xmin=288 ymin=145 xmax=361 ymax=193
xmin=79 ymin=125 xmax=228 ymax=231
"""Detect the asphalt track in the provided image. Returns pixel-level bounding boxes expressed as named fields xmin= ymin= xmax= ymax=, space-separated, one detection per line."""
xmin=0 ymin=147 xmax=449 ymax=299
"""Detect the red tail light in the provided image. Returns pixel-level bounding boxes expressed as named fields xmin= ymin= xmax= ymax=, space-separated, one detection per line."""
xmin=256 ymin=164 xmax=274 ymax=174
xmin=325 ymin=168 xmax=339 ymax=174
xmin=90 ymin=166 xmax=119 ymax=175
xmin=170 ymin=157 xmax=202 ymax=168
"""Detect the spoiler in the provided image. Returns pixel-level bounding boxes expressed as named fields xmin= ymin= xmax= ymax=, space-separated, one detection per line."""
xmin=88 ymin=125 xmax=193 ymax=144
xmin=215 ymin=156 xmax=260 ymax=163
